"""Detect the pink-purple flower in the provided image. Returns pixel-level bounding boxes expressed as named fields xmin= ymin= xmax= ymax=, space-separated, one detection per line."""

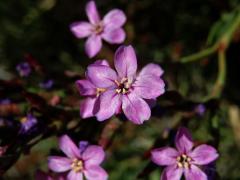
xmin=48 ymin=135 xmax=108 ymax=180
xmin=76 ymin=45 xmax=165 ymax=124
xmin=151 ymin=127 xmax=219 ymax=180
xmin=70 ymin=1 xmax=126 ymax=58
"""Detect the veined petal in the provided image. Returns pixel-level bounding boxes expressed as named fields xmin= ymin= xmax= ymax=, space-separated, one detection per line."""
xmin=76 ymin=80 xmax=96 ymax=96
xmin=59 ymin=135 xmax=80 ymax=158
xmin=114 ymin=45 xmax=137 ymax=78
xmin=86 ymin=1 xmax=100 ymax=24
xmin=87 ymin=65 xmax=117 ymax=88
xmin=139 ymin=63 xmax=164 ymax=77
xmin=102 ymin=28 xmax=126 ymax=44
xmin=133 ymin=75 xmax=165 ymax=99
xmin=151 ymin=147 xmax=179 ymax=166
xmin=80 ymin=97 xmax=97 ymax=118
xmin=67 ymin=171 xmax=83 ymax=180
xmin=184 ymin=165 xmax=207 ymax=180
xmin=122 ymin=93 xmax=151 ymax=124
xmin=189 ymin=144 xmax=219 ymax=165
xmin=96 ymin=90 xmax=121 ymax=121
xmin=103 ymin=9 xmax=126 ymax=29
xmin=48 ymin=156 xmax=71 ymax=173
xmin=83 ymin=145 xmax=105 ymax=166
xmin=161 ymin=165 xmax=183 ymax=180
xmin=84 ymin=166 xmax=108 ymax=180
xmin=85 ymin=35 xmax=102 ymax=58
xmin=175 ymin=127 xmax=194 ymax=154
xmin=93 ymin=59 xmax=110 ymax=66
xmin=70 ymin=22 xmax=92 ymax=38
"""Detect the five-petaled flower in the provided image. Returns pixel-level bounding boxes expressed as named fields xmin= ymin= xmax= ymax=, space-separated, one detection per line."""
xmin=48 ymin=135 xmax=108 ymax=180
xmin=70 ymin=1 xmax=126 ymax=58
xmin=20 ymin=113 xmax=38 ymax=133
xmin=151 ymin=127 xmax=219 ymax=180
xmin=77 ymin=45 xmax=165 ymax=124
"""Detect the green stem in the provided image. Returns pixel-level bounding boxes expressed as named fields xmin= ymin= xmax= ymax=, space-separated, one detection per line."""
xmin=180 ymin=43 xmax=218 ymax=63
xmin=210 ymin=50 xmax=226 ymax=98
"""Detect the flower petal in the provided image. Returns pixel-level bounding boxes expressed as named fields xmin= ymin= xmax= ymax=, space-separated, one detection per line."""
xmin=161 ymin=165 xmax=183 ymax=180
xmin=59 ymin=135 xmax=80 ymax=158
xmin=175 ymin=127 xmax=194 ymax=153
xmin=133 ymin=75 xmax=165 ymax=99
xmin=76 ymin=80 xmax=96 ymax=96
xmin=122 ymin=93 xmax=151 ymax=124
xmin=48 ymin=156 xmax=71 ymax=173
xmin=184 ymin=165 xmax=207 ymax=180
xmin=84 ymin=166 xmax=108 ymax=180
xmin=83 ymin=145 xmax=105 ymax=166
xmin=102 ymin=28 xmax=126 ymax=44
xmin=79 ymin=141 xmax=89 ymax=154
xmin=67 ymin=171 xmax=83 ymax=180
xmin=80 ymin=97 xmax=97 ymax=118
xmin=151 ymin=147 xmax=179 ymax=166
xmin=114 ymin=45 xmax=137 ymax=78
xmin=85 ymin=1 xmax=100 ymax=24
xmin=103 ymin=9 xmax=126 ymax=29
xmin=96 ymin=90 xmax=121 ymax=121
xmin=70 ymin=22 xmax=92 ymax=38
xmin=139 ymin=63 xmax=164 ymax=77
xmin=93 ymin=59 xmax=110 ymax=66
xmin=86 ymin=65 xmax=117 ymax=88
xmin=189 ymin=144 xmax=219 ymax=165
xmin=85 ymin=35 xmax=102 ymax=58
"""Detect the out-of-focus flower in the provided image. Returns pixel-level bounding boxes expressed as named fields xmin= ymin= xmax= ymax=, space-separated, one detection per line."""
xmin=151 ymin=127 xmax=219 ymax=180
xmin=35 ymin=170 xmax=65 ymax=180
xmin=39 ymin=79 xmax=54 ymax=89
xmin=0 ymin=99 xmax=11 ymax=105
xmin=48 ymin=135 xmax=108 ymax=180
xmin=76 ymin=60 xmax=109 ymax=118
xmin=80 ymin=45 xmax=165 ymax=124
xmin=20 ymin=113 xmax=37 ymax=133
xmin=16 ymin=62 xmax=31 ymax=77
xmin=194 ymin=104 xmax=206 ymax=116
xmin=70 ymin=1 xmax=126 ymax=58
xmin=0 ymin=146 xmax=8 ymax=156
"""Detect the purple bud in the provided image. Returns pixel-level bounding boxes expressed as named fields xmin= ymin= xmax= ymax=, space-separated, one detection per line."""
xmin=39 ymin=79 xmax=54 ymax=89
xmin=16 ymin=62 xmax=31 ymax=77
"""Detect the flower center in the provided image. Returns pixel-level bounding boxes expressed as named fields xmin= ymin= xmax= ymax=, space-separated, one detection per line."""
xmin=20 ymin=117 xmax=27 ymax=124
xmin=94 ymin=23 xmax=104 ymax=35
xmin=96 ymin=88 xmax=106 ymax=97
xmin=176 ymin=154 xmax=192 ymax=169
xmin=115 ymin=78 xmax=131 ymax=94
xmin=71 ymin=158 xmax=84 ymax=172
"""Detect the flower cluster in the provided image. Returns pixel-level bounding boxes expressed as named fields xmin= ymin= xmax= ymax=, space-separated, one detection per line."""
xmin=76 ymin=45 xmax=165 ymax=124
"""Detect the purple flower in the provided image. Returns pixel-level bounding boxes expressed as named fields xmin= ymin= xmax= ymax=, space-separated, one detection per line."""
xmin=48 ymin=135 xmax=108 ymax=180
xmin=151 ymin=127 xmax=219 ymax=180
xmin=70 ymin=1 xmax=126 ymax=58
xmin=20 ymin=113 xmax=37 ymax=133
xmin=16 ymin=62 xmax=31 ymax=77
xmin=76 ymin=59 xmax=109 ymax=119
xmin=0 ymin=99 xmax=11 ymax=105
xmin=39 ymin=79 xmax=54 ymax=89
xmin=77 ymin=45 xmax=165 ymax=124
xmin=194 ymin=104 xmax=206 ymax=116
